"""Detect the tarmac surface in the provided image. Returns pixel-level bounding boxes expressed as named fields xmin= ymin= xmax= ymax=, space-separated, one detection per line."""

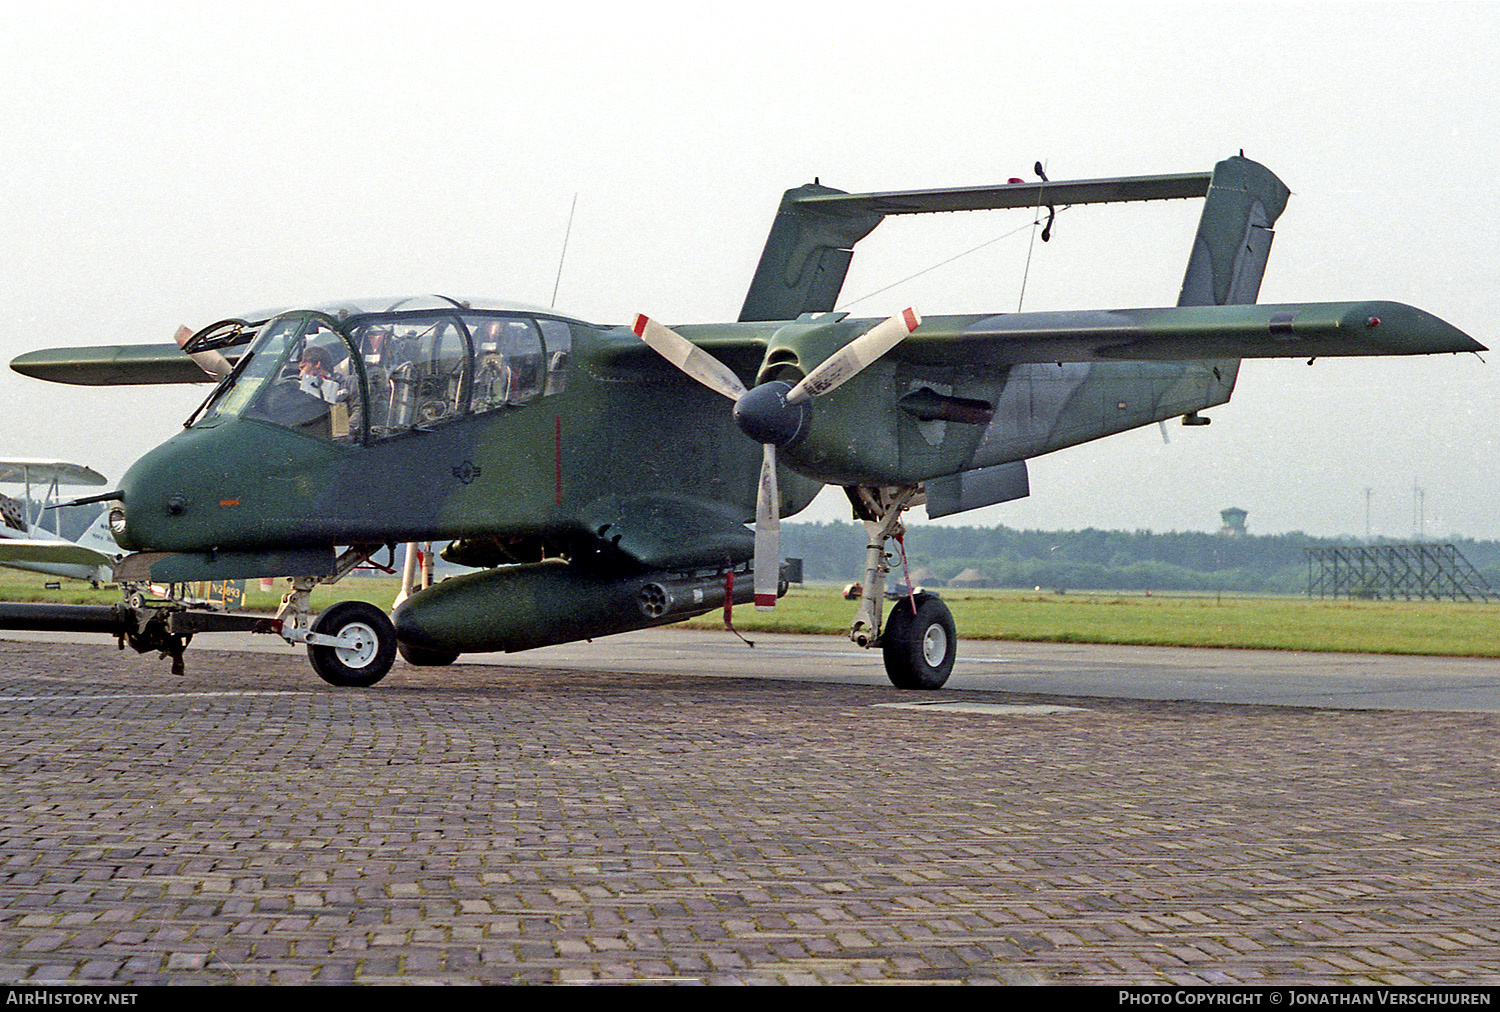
xmin=0 ymin=631 xmax=1497 ymax=985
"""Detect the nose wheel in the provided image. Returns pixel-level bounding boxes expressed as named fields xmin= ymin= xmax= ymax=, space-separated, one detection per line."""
xmin=307 ymin=601 xmax=397 ymax=687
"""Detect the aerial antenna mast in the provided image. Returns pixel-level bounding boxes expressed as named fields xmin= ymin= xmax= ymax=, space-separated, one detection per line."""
xmin=551 ymin=193 xmax=578 ymax=309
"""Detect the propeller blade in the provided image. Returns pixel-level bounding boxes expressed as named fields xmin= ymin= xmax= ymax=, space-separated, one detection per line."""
xmin=754 ymin=443 xmax=780 ymax=610
xmin=174 ymin=325 xmax=234 ymax=380
xmin=632 ymin=315 xmax=746 ymax=401
xmin=786 ymin=307 xmax=920 ymax=405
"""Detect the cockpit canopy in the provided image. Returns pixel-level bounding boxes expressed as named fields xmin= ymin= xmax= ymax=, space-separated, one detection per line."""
xmin=190 ymin=297 xmax=578 ymax=444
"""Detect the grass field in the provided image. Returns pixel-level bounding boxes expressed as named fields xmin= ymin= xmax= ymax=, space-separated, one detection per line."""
xmin=0 ymin=573 xmax=399 ymax=612
xmin=2 ymin=573 xmax=1498 ymax=658
xmin=685 ymin=585 xmax=1500 ymax=657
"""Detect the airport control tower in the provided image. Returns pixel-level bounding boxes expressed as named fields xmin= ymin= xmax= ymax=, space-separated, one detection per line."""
xmin=1219 ymin=507 xmax=1248 ymax=537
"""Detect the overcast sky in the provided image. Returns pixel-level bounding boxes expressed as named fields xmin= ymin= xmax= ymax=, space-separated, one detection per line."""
xmin=1 ymin=2 xmax=1496 ymax=539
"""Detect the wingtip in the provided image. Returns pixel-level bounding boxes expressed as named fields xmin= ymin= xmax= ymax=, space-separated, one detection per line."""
xmin=631 ymin=314 xmax=649 ymax=337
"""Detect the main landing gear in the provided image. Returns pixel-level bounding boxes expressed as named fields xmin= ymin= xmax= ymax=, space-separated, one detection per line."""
xmin=845 ymin=486 xmax=957 ymax=690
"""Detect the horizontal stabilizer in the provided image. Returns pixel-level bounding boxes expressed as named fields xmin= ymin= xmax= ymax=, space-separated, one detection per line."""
xmin=896 ymin=301 xmax=1483 ymax=366
xmin=11 ymin=344 xmax=226 ymax=386
xmin=741 ymin=169 xmax=1215 ymax=323
xmin=794 ymin=171 xmax=1211 ymax=217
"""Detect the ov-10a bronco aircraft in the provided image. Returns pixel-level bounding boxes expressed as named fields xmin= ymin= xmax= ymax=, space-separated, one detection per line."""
xmin=7 ymin=154 xmax=1483 ymax=688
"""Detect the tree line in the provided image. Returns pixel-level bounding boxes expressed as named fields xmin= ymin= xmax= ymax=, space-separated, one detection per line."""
xmin=781 ymin=521 xmax=1500 ymax=594
xmin=32 ymin=501 xmax=1500 ymax=595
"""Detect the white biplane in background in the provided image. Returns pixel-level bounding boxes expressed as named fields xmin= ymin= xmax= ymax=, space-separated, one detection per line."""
xmin=0 ymin=460 xmax=122 ymax=586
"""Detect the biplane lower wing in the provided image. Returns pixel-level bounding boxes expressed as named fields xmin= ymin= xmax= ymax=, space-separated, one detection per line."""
xmin=0 ymin=538 xmax=113 ymax=569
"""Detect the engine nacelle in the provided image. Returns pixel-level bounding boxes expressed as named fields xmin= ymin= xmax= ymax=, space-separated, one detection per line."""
xmin=391 ymin=559 xmax=755 ymax=655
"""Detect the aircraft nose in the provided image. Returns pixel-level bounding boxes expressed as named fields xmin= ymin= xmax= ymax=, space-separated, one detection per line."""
xmin=112 ymin=436 xmax=219 ymax=552
xmin=112 ymin=419 xmax=344 ymax=554
xmin=112 ymin=463 xmax=162 ymax=552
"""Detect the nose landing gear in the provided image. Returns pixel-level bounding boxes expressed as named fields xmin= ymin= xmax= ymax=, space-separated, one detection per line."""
xmin=305 ymin=600 xmax=397 ymax=687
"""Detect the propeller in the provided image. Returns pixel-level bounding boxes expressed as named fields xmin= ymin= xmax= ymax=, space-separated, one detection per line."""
xmin=174 ymin=325 xmax=234 ymax=380
xmin=631 ymin=308 xmax=921 ymax=609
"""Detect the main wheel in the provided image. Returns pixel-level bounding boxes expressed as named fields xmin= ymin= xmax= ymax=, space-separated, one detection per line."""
xmin=881 ymin=592 xmax=957 ymax=690
xmin=398 ymin=640 xmax=460 ymax=666
xmin=308 ymin=601 xmax=397 ymax=687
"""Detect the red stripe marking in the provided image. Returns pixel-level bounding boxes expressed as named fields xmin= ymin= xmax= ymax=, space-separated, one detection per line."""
xmin=631 ymin=314 xmax=648 ymax=337
xmin=554 ymin=416 xmax=563 ymax=506
xmin=754 ymin=594 xmax=777 ymax=608
xmin=902 ymin=307 xmax=919 ymax=331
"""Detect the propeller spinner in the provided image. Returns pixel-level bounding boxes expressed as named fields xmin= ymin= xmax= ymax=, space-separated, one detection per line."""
xmin=631 ymin=308 xmax=921 ymax=609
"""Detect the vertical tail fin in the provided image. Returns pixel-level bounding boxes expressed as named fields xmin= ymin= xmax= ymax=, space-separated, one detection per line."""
xmin=1177 ymin=155 xmax=1291 ymax=307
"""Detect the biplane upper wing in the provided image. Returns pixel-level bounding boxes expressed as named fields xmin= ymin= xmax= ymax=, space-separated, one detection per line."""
xmin=893 ymin=301 xmax=1484 ymax=365
xmin=0 ymin=460 xmax=107 ymax=486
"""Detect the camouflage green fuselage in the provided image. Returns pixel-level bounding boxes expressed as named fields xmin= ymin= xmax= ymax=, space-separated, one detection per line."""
xmin=114 ymin=310 xmax=1236 ymax=576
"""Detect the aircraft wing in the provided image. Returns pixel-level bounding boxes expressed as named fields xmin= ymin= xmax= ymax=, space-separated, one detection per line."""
xmin=0 ymin=460 xmax=107 ymax=486
xmin=9 ymin=343 xmax=223 ymax=386
xmin=0 ymin=539 xmax=114 ymax=568
xmin=893 ymin=301 xmax=1484 ymax=365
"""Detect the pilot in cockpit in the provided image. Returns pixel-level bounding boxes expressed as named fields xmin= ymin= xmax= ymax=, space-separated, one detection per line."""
xmin=298 ymin=345 xmax=345 ymax=404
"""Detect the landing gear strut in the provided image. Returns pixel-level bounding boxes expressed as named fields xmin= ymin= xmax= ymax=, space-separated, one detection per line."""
xmin=845 ymin=486 xmax=957 ymax=690
xmin=274 ymin=550 xmax=399 ymax=686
